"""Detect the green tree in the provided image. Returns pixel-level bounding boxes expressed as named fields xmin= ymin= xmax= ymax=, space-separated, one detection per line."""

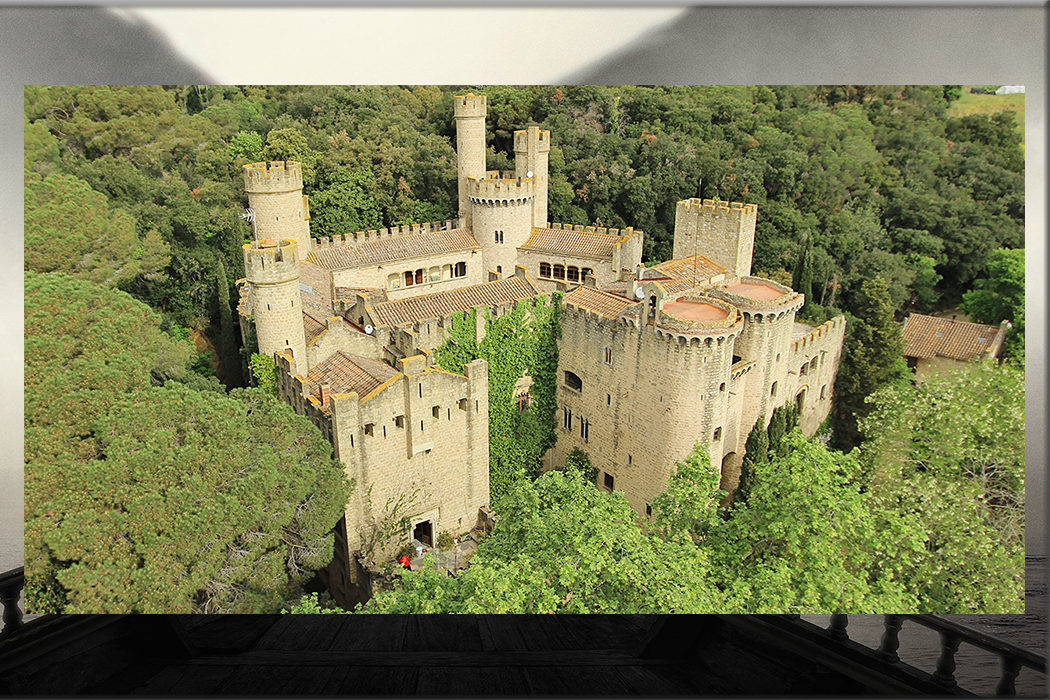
xmin=26 ymin=384 xmax=351 ymax=614
xmin=735 ymin=419 xmax=768 ymax=504
xmin=651 ymin=444 xmax=725 ymax=543
xmin=859 ymin=361 xmax=1025 ymax=612
xmin=563 ymin=447 xmax=596 ymax=483
xmin=962 ymin=247 xmax=1024 ymax=358
xmin=262 ymin=126 xmax=316 ymax=186
xmin=831 ymin=277 xmax=907 ymax=450
xmin=24 ymin=172 xmax=170 ymax=286
xmin=249 ymin=353 xmax=278 ymax=396
xmin=309 ymin=168 xmax=382 ymax=238
xmin=356 ymin=468 xmax=723 ymax=613
xmin=227 ymin=130 xmax=263 ymax=162
xmin=708 ymin=432 xmax=916 ymax=613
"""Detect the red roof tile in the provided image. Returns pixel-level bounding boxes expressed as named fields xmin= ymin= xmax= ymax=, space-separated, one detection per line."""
xmin=902 ymin=314 xmax=1004 ymax=361
xmin=303 ymin=352 xmax=398 ymax=398
xmin=564 ymin=285 xmax=638 ymax=319
xmin=519 ymin=227 xmax=628 ymax=260
xmin=369 ymin=276 xmax=539 ymax=328
xmin=305 ymin=229 xmax=479 ymax=270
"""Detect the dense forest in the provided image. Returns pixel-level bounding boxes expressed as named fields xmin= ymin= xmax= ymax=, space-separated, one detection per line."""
xmin=23 ymin=85 xmax=1026 ymax=614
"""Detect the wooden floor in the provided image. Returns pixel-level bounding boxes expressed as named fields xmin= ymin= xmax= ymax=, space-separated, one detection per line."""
xmin=122 ymin=615 xmax=769 ymax=695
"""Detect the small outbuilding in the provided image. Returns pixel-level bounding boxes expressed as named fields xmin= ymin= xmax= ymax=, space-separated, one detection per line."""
xmin=902 ymin=313 xmax=1010 ymax=378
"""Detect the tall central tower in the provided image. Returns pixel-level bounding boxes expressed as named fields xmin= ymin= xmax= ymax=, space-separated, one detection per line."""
xmin=454 ymin=93 xmax=488 ymax=228
xmin=514 ymin=126 xmax=551 ymax=228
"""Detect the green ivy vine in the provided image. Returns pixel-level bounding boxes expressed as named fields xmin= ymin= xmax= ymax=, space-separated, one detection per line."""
xmin=433 ymin=293 xmax=562 ymax=507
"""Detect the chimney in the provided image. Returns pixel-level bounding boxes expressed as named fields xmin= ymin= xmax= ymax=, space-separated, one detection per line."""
xmin=317 ymin=383 xmax=331 ymax=407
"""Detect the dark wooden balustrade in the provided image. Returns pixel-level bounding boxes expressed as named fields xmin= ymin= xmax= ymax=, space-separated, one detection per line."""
xmin=0 ymin=566 xmax=25 ymax=638
xmin=816 ymin=614 xmax=1047 ymax=697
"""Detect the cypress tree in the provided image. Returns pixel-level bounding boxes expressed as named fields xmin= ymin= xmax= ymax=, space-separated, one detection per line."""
xmin=831 ymin=277 xmax=906 ymax=451
xmin=736 ymin=418 xmax=769 ymax=504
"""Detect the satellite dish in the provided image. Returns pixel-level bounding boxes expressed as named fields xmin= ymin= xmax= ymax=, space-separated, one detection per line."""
xmin=526 ymin=170 xmax=534 ymax=178
xmin=364 ymin=324 xmax=374 ymax=335
xmin=635 ymin=287 xmax=645 ymax=299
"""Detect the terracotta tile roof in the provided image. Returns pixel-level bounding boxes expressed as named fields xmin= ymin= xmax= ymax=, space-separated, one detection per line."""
xmin=653 ymin=255 xmax=725 ymax=286
xmin=303 ymin=311 xmax=327 ymax=344
xmin=519 ymin=227 xmax=627 ymax=260
xmin=902 ymin=314 xmax=1003 ymax=361
xmin=564 ymin=285 xmax=638 ymax=319
xmin=303 ymin=351 xmax=398 ymax=398
xmin=369 ymin=276 xmax=540 ymax=328
xmin=304 ymin=229 xmax=478 ymax=270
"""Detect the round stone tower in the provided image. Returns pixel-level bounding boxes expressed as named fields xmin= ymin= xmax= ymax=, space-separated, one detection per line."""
xmin=454 ymin=93 xmax=488 ymax=228
xmin=243 ymin=238 xmax=309 ymax=376
xmin=243 ymin=161 xmax=312 ymax=255
xmin=468 ymin=177 xmax=535 ymax=278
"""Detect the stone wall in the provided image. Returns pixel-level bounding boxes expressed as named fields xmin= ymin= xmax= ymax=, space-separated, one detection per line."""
xmin=330 ymin=249 xmax=484 ymax=299
xmin=550 ymin=304 xmax=742 ymax=517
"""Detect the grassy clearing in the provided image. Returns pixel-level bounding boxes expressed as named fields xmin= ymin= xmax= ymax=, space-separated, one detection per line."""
xmin=948 ymin=88 xmax=1025 ymax=147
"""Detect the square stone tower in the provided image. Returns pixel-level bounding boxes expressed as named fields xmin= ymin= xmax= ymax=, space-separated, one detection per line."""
xmin=673 ymin=198 xmax=758 ymax=278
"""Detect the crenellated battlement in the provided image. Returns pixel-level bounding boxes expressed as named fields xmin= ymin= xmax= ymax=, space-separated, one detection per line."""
xmin=548 ymin=223 xmax=641 ymax=239
xmin=243 ymin=238 xmax=300 ymax=284
xmin=514 ymin=126 xmax=551 ymax=154
xmin=244 ymin=161 xmax=304 ymax=193
xmin=708 ymin=276 xmax=803 ymax=314
xmin=791 ymin=315 xmax=847 ymax=353
xmin=311 ymin=218 xmax=464 ymax=250
xmin=466 ymin=176 xmax=535 ymax=203
xmin=453 ymin=93 xmax=487 ymax=118
xmin=676 ymin=197 xmax=758 ymax=219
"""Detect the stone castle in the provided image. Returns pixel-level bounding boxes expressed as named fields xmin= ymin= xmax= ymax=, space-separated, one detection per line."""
xmin=237 ymin=93 xmax=846 ymax=596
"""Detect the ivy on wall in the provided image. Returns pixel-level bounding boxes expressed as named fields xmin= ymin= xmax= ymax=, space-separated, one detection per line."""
xmin=434 ymin=294 xmax=562 ymax=506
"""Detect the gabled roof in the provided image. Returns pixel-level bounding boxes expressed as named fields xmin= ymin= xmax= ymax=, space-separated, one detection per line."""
xmin=518 ymin=227 xmax=629 ymax=260
xmin=902 ymin=314 xmax=1004 ymax=361
xmin=564 ymin=285 xmax=637 ymax=319
xmin=368 ymin=276 xmax=540 ymax=328
xmin=303 ymin=351 xmax=398 ymax=398
xmin=305 ymin=229 xmax=479 ymax=270
xmin=652 ymin=255 xmax=725 ymax=287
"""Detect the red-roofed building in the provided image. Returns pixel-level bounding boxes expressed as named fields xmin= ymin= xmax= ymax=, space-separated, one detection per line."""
xmin=902 ymin=313 xmax=1010 ymax=378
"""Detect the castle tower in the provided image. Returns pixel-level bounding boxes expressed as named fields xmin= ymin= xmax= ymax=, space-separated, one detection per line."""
xmin=243 ymin=238 xmax=309 ymax=376
xmin=454 ymin=93 xmax=488 ymax=228
xmin=244 ymin=161 xmax=312 ymax=255
xmin=673 ymin=199 xmax=758 ymax=279
xmin=469 ymin=177 xmax=535 ymax=278
xmin=514 ymin=126 xmax=551 ymax=228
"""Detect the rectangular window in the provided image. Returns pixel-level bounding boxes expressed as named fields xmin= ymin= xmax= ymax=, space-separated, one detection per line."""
xmin=628 ymin=454 xmax=632 ymax=465
xmin=603 ymin=472 xmax=614 ymax=491
xmin=458 ymin=398 xmax=468 ymax=411
xmin=562 ymin=406 xmax=573 ymax=430
xmin=713 ymin=426 xmax=722 ymax=441
xmin=539 ymin=262 xmax=551 ymax=278
xmin=646 ymin=503 xmax=652 ymax=518
xmin=604 ymin=347 xmax=613 ymax=365
xmin=567 ymin=266 xmax=580 ymax=283
xmin=770 ymin=381 xmax=778 ymax=398
xmin=364 ymin=423 xmax=374 ymax=436
xmin=580 ymin=417 xmax=589 ymax=442
xmin=432 ymin=405 xmax=441 ymax=419
xmin=553 ymin=264 xmax=565 ymax=280
xmin=395 ymin=415 xmax=405 ymax=428
xmin=606 ymin=393 xmax=611 ymax=406
xmin=820 ymin=385 xmax=827 ymax=400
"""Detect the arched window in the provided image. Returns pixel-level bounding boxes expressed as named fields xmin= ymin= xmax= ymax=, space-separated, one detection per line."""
xmin=404 ymin=270 xmax=414 ymax=286
xmin=442 ymin=263 xmax=452 ymax=280
xmin=387 ymin=273 xmax=400 ymax=289
xmin=539 ymin=262 xmax=551 ymax=278
xmin=429 ymin=266 xmax=440 ymax=282
xmin=454 ymin=261 xmax=467 ymax=277
xmin=415 ymin=269 xmax=424 ymax=285
xmin=566 ymin=266 xmax=580 ymax=283
xmin=495 ymin=230 xmax=504 ymax=244
xmin=553 ymin=264 xmax=565 ymax=280
xmin=564 ymin=370 xmax=583 ymax=392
